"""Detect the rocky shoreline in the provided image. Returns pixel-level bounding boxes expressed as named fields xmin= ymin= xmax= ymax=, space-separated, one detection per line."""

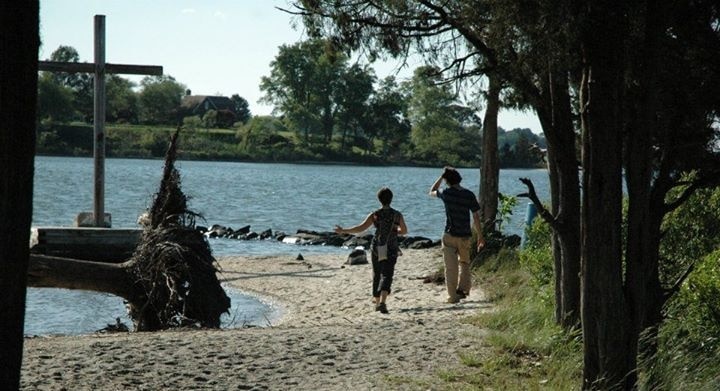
xmin=200 ymin=224 xmax=441 ymax=250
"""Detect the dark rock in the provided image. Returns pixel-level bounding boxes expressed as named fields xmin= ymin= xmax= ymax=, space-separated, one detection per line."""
xmin=323 ymin=235 xmax=348 ymax=247
xmin=97 ymin=317 xmax=129 ymax=333
xmin=345 ymin=248 xmax=368 ymax=265
xmin=259 ymin=229 xmax=272 ymax=240
xmin=409 ymin=239 xmax=434 ymax=249
xmin=207 ymin=224 xmax=230 ymax=238
xmin=196 ymin=226 xmax=208 ymax=233
xmin=236 ymin=225 xmax=251 ymax=234
xmin=343 ymin=237 xmax=370 ymax=249
xmin=296 ymin=253 xmax=304 ymax=261
xmin=245 ymin=232 xmax=259 ymax=240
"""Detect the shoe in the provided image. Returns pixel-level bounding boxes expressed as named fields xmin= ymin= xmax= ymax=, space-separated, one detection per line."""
xmin=376 ymin=303 xmax=389 ymax=314
xmin=447 ymin=296 xmax=460 ymax=304
xmin=456 ymin=289 xmax=468 ymax=300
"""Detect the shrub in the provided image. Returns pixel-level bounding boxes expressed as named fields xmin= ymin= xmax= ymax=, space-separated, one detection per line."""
xmin=519 ymin=217 xmax=554 ymax=287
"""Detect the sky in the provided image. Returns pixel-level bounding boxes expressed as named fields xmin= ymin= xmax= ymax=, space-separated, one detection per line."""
xmin=39 ymin=0 xmax=542 ymax=132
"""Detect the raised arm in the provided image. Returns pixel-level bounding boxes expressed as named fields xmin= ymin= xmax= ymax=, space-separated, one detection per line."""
xmin=429 ymin=174 xmax=444 ymax=197
xmin=334 ymin=212 xmax=375 ymax=235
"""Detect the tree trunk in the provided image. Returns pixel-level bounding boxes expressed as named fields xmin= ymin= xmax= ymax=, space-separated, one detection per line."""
xmin=0 ymin=2 xmax=39 ymax=387
xmin=624 ymin=4 xmax=666 ymax=381
xmin=580 ymin=3 xmax=633 ymax=387
xmin=479 ymin=73 xmax=501 ymax=233
xmin=536 ymin=69 xmax=582 ymax=329
xmin=27 ymin=255 xmax=139 ymax=301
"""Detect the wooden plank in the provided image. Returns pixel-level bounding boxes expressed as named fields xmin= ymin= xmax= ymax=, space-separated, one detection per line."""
xmin=38 ymin=61 xmax=94 ymax=73
xmin=30 ymin=227 xmax=142 ymax=263
xmin=105 ymin=63 xmax=163 ymax=75
xmin=38 ymin=62 xmax=163 ymax=75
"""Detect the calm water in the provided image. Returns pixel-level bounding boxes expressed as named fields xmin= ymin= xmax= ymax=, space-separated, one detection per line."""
xmin=27 ymin=156 xmax=549 ymax=335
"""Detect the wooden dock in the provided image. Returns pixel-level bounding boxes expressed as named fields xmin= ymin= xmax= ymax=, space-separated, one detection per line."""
xmin=30 ymin=227 xmax=142 ymax=263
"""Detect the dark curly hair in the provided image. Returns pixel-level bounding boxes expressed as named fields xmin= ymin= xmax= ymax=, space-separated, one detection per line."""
xmin=443 ymin=167 xmax=462 ymax=185
xmin=377 ymin=187 xmax=393 ymax=206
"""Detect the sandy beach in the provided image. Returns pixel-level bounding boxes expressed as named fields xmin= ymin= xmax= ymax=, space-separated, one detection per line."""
xmin=21 ymin=248 xmax=492 ymax=390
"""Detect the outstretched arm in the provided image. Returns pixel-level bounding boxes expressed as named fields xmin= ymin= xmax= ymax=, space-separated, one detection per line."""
xmin=396 ymin=214 xmax=408 ymax=236
xmin=334 ymin=213 xmax=374 ymax=235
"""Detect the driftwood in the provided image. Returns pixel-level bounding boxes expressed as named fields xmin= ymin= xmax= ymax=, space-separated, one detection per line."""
xmin=27 ymin=128 xmax=230 ymax=332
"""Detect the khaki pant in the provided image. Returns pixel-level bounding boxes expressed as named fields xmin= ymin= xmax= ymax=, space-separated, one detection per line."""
xmin=442 ymin=233 xmax=472 ymax=299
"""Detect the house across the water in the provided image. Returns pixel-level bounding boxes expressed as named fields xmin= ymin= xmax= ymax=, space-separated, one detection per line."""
xmin=179 ymin=90 xmax=237 ymax=127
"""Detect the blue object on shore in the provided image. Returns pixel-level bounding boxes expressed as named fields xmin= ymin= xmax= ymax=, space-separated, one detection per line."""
xmin=521 ymin=202 xmax=538 ymax=248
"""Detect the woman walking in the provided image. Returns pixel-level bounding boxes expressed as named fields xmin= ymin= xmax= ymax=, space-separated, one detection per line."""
xmin=334 ymin=187 xmax=408 ymax=314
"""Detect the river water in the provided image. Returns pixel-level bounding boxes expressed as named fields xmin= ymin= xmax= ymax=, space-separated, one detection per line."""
xmin=27 ymin=156 xmax=549 ymax=335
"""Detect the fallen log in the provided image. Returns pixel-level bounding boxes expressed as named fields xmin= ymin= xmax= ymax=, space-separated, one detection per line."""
xmin=27 ymin=254 xmax=138 ymax=303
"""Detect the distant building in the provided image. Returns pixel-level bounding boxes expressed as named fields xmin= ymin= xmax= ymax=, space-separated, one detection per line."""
xmin=179 ymin=90 xmax=237 ymax=127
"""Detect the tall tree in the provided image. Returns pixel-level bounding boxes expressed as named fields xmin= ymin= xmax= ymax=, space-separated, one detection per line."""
xmin=334 ymin=63 xmax=375 ymax=151
xmin=138 ymin=75 xmax=186 ymax=125
xmin=259 ymin=39 xmax=346 ymax=143
xmin=578 ymin=2 xmax=628 ymax=387
xmin=230 ymin=94 xmax=251 ymax=124
xmin=106 ymin=75 xmax=138 ymax=123
xmin=46 ymin=45 xmax=93 ymax=122
xmin=37 ymin=72 xmax=76 ymax=122
xmin=368 ymin=76 xmax=411 ymax=158
xmin=406 ymin=66 xmax=480 ymax=166
xmin=0 ymin=1 xmax=39 ymax=387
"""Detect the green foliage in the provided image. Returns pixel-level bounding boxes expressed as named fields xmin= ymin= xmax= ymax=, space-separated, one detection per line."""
xmin=202 ymin=109 xmax=218 ymax=129
xmin=230 ymin=94 xmax=251 ymax=124
xmin=260 ymin=39 xmax=348 ymax=142
xmin=496 ymin=193 xmax=518 ymax=231
xmin=106 ymin=75 xmax=138 ymax=123
xmin=37 ymin=73 xmax=76 ymax=122
xmin=405 ymin=66 xmax=481 ymax=167
xmin=636 ymin=187 xmax=720 ymax=390
xmin=519 ymin=217 xmax=554 ymax=287
xmin=640 ymin=249 xmax=720 ymax=390
xmin=36 ymin=130 xmax=70 ymax=154
xmin=498 ymin=129 xmax=545 ymax=168
xmin=182 ymin=116 xmax=203 ymax=131
xmin=660 ymin=186 xmax=720 ymax=281
xmin=138 ymin=75 xmax=186 ymax=125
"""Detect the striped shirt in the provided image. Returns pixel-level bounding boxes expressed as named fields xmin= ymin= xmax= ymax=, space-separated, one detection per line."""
xmin=437 ymin=186 xmax=480 ymax=237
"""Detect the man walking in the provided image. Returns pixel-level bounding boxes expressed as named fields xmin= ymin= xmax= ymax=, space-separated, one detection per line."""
xmin=429 ymin=167 xmax=486 ymax=303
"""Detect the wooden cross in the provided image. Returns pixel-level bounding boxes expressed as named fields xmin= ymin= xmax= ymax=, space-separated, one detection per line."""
xmin=39 ymin=15 xmax=163 ymax=227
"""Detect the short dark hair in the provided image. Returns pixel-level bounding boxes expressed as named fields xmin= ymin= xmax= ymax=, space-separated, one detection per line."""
xmin=377 ymin=187 xmax=393 ymax=206
xmin=443 ymin=168 xmax=462 ymax=185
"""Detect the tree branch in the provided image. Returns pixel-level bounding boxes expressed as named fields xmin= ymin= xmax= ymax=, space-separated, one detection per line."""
xmin=662 ymin=262 xmax=695 ymax=302
xmin=517 ymin=177 xmax=557 ymax=229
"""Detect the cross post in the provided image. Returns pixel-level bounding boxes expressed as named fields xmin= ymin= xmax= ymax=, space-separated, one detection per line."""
xmin=39 ymin=15 xmax=163 ymax=227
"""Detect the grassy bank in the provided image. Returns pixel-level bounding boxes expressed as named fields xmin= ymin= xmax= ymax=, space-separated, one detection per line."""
xmin=36 ymin=123 xmax=400 ymax=165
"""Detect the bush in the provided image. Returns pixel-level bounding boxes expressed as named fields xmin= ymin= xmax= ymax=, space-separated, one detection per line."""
xmin=640 ymin=249 xmax=720 ymax=390
xmin=637 ymin=186 xmax=720 ymax=390
xmin=519 ymin=217 xmax=554 ymax=287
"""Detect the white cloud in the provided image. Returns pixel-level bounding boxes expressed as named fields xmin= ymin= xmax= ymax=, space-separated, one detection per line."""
xmin=181 ymin=8 xmax=196 ymax=14
xmin=214 ymin=11 xmax=228 ymax=20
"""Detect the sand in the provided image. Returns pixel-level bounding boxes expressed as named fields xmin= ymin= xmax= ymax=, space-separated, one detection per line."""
xmin=21 ymin=248 xmax=492 ymax=390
